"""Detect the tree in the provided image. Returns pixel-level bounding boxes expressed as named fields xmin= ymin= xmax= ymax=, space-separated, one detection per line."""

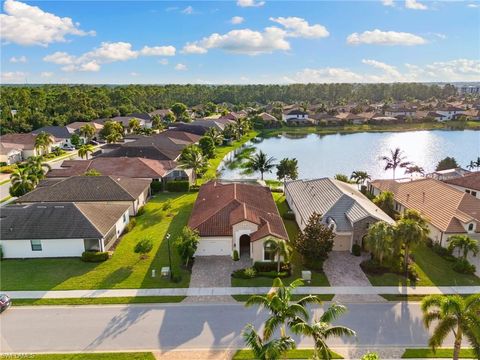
xmin=292 ymin=212 xmax=335 ymax=269
xmin=205 ymin=127 xmax=223 ymax=145
xmin=405 ymin=165 xmax=425 ymax=176
xmin=170 ymin=102 xmax=187 ymax=119
xmin=223 ymin=123 xmax=240 ymax=140
xmin=100 ymin=120 xmax=124 ymax=141
xmin=276 ymin=158 xmax=298 ymax=183
xmin=436 ymin=157 xmax=459 ymax=171
xmin=105 ymin=131 xmax=123 ymax=144
xmin=179 ymin=145 xmax=208 ymax=184
xmin=334 ymin=174 xmax=350 ymax=183
xmin=291 ymin=303 xmax=356 ymax=360
xmin=364 ymin=221 xmax=395 ymax=266
xmin=9 ymin=167 xmax=36 ymax=197
xmin=78 ymin=144 xmax=95 ymax=159
xmin=128 ymin=118 xmax=141 ymax=133
xmin=466 ymin=157 xmax=480 ymax=171
xmin=174 ymin=226 xmax=200 ymax=267
xmin=70 ymin=133 xmax=81 ymax=147
xmin=373 ymin=191 xmax=396 ymax=218
xmin=79 ymin=123 xmax=96 ymax=142
xmin=245 ymin=278 xmax=322 ymax=339
xmin=447 ymin=235 xmax=479 ymax=261
xmin=134 ymin=238 xmax=153 ymax=260
xmin=34 ymin=131 xmax=53 ymax=155
xmin=163 ymin=112 xmax=176 ymax=124
xmin=350 ymin=171 xmax=371 ymax=188
xmin=25 ymin=156 xmax=51 ymax=184
xmin=246 ymin=151 xmax=276 ymax=181
xmin=264 ymin=238 xmax=291 ymax=273
xmin=379 ymin=147 xmax=411 ymax=179
xmin=198 ymin=136 xmax=216 ymax=159
xmin=243 ymin=324 xmax=296 ymax=360
xmin=421 ymin=294 xmax=480 ymax=360
xmin=84 ymin=168 xmax=101 ymax=176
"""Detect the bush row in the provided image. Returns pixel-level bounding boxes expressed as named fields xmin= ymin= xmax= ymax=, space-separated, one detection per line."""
xmin=165 ymin=180 xmax=190 ymax=192
xmin=81 ymin=251 xmax=109 ymax=262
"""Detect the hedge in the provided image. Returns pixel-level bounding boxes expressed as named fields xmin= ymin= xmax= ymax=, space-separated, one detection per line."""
xmin=165 ymin=180 xmax=190 ymax=192
xmin=81 ymin=251 xmax=109 ymax=262
xmin=253 ymin=261 xmax=291 ymax=273
xmin=150 ymin=181 xmax=163 ymax=193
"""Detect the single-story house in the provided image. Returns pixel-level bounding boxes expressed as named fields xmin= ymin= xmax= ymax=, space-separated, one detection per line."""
xmin=435 ymin=106 xmax=466 ymax=121
xmin=0 ymin=133 xmax=53 ymax=164
xmin=384 ymin=107 xmax=416 ymax=117
xmin=369 ymin=178 xmax=480 ymax=246
xmin=66 ymin=122 xmax=104 ymax=139
xmin=444 ymin=171 xmax=480 ymax=199
xmin=0 ymin=202 xmax=130 ymax=258
xmin=426 ymin=112 xmax=448 ymax=122
xmin=16 ymin=175 xmax=151 ymax=216
xmin=285 ymin=178 xmax=394 ymax=251
xmin=32 ymin=126 xmax=84 ymax=148
xmin=188 ymin=181 xmax=288 ymax=261
xmin=426 ymin=167 xmax=471 ymax=181
xmin=282 ymin=109 xmax=310 ymax=124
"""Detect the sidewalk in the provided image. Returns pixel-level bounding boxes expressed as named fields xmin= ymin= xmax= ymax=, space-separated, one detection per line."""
xmin=5 ymin=285 xmax=480 ymax=299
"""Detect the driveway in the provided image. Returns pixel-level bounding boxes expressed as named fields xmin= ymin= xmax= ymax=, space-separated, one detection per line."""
xmin=323 ymin=252 xmax=385 ymax=302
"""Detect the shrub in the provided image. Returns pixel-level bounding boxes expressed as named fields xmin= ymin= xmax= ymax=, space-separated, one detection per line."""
xmin=232 ymin=249 xmax=239 ymax=261
xmin=244 ymin=267 xmax=257 ymax=278
xmin=407 ymin=265 xmax=419 ymax=283
xmin=253 ymin=261 xmax=291 ymax=274
xmin=282 ymin=211 xmax=296 ymax=221
xmin=136 ymin=206 xmax=145 ymax=216
xmin=124 ymin=218 xmax=137 ymax=233
xmin=166 ymin=180 xmax=190 ymax=192
xmin=134 ymin=239 xmax=153 ymax=259
xmin=0 ymin=165 xmax=17 ymax=174
xmin=453 ymin=259 xmax=476 ymax=274
xmin=432 ymin=243 xmax=455 ymax=261
xmin=425 ymin=238 xmax=433 ymax=248
xmin=270 ymin=187 xmax=283 ymax=193
xmin=0 ymin=162 xmax=6 ymax=167
xmin=352 ymin=243 xmax=361 ymax=256
xmin=81 ymin=251 xmax=109 ymax=262
xmin=150 ymin=181 xmax=163 ymax=193
xmin=0 ymin=245 xmax=3 ymax=260
xmin=361 ymin=352 xmax=380 ymax=360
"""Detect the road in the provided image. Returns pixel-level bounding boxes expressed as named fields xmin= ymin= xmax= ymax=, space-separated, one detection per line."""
xmin=0 ymin=302 xmax=453 ymax=353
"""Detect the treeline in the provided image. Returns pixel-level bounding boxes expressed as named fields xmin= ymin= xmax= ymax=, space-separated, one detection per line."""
xmin=0 ymin=83 xmax=457 ymax=134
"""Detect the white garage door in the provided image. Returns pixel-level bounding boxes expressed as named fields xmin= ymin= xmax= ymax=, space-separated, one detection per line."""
xmin=333 ymin=235 xmax=351 ymax=251
xmin=195 ymin=238 xmax=231 ymax=256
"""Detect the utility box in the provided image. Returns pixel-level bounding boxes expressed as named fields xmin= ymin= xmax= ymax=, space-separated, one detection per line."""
xmin=161 ymin=267 xmax=170 ymax=278
xmin=301 ymin=270 xmax=312 ymax=283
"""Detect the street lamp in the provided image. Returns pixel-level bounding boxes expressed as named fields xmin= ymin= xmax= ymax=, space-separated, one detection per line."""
xmin=166 ymin=233 xmax=173 ymax=280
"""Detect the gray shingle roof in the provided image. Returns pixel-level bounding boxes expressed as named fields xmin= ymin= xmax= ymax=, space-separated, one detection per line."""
xmin=32 ymin=126 xmax=73 ymax=140
xmin=286 ymin=178 xmax=393 ymax=231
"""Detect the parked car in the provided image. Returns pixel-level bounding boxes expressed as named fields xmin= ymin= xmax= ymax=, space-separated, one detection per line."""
xmin=0 ymin=294 xmax=11 ymax=313
xmin=62 ymin=144 xmax=75 ymax=151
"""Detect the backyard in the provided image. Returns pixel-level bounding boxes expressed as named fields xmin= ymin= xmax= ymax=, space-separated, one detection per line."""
xmin=0 ymin=192 xmax=197 ymax=291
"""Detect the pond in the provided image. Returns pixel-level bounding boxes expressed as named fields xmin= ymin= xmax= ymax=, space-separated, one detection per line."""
xmin=219 ymin=130 xmax=480 ymax=180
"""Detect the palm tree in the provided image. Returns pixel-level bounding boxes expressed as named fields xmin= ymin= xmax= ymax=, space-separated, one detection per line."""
xmin=205 ymin=128 xmax=224 ymax=145
xmin=179 ymin=145 xmax=207 ymax=185
xmin=105 ymin=131 xmax=122 ymax=144
xmin=247 ymin=151 xmax=276 ymax=181
xmin=78 ymin=144 xmax=95 ymax=160
xmin=79 ymin=123 xmax=96 ymax=142
xmin=291 ymin=303 xmax=357 ymax=360
xmin=9 ymin=167 xmax=36 ymax=197
xmin=34 ymin=132 xmax=53 ymax=155
xmin=25 ymin=156 xmax=51 ymax=184
xmin=243 ymin=324 xmax=296 ymax=360
xmin=405 ymin=165 xmax=425 ymax=177
xmin=245 ymin=278 xmax=322 ymax=340
xmin=447 ymin=235 xmax=479 ymax=260
xmin=350 ymin=171 xmax=371 ymax=188
xmin=421 ymin=294 xmax=480 ymax=360
xmin=466 ymin=161 xmax=476 ymax=171
xmin=364 ymin=221 xmax=395 ymax=266
xmin=128 ymin=118 xmax=141 ymax=133
xmin=264 ymin=238 xmax=291 ymax=273
xmin=379 ymin=148 xmax=411 ymax=179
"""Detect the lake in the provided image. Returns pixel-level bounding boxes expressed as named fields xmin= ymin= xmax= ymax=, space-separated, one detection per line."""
xmin=219 ymin=130 xmax=480 ymax=180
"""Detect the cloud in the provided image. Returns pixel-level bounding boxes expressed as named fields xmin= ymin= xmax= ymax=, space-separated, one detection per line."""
xmin=182 ymin=27 xmax=289 ymax=55
xmin=237 ymin=0 xmax=265 ymax=7
xmin=9 ymin=55 xmax=27 ymax=63
xmin=269 ymin=17 xmax=329 ymax=39
xmin=1 ymin=71 xmax=26 ymax=83
xmin=347 ymin=29 xmax=426 ymax=46
xmin=0 ymin=0 xmax=94 ymax=46
xmin=467 ymin=3 xmax=479 ymax=7
xmin=158 ymin=58 xmax=169 ymax=65
xmin=181 ymin=6 xmax=194 ymax=15
xmin=44 ymin=42 xmax=176 ymax=72
xmin=174 ymin=63 xmax=188 ymax=71
xmin=405 ymin=0 xmax=427 ymax=10
xmin=231 ymin=16 xmax=245 ymax=25
xmin=40 ymin=71 xmax=53 ymax=78
xmin=285 ymin=67 xmax=364 ymax=83
xmin=130 ymin=72 xmax=139 ymax=76
xmin=362 ymin=59 xmax=402 ymax=79
xmin=382 ymin=0 xmax=395 ymax=6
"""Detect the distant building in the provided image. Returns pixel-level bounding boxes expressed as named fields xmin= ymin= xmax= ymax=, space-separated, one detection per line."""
xmin=459 ymin=85 xmax=480 ymax=95
xmin=444 ymin=172 xmax=480 ymax=199
xmin=282 ymin=109 xmax=311 ymax=125
xmin=435 ymin=106 xmax=466 ymax=121
xmin=426 ymin=168 xmax=471 ymax=181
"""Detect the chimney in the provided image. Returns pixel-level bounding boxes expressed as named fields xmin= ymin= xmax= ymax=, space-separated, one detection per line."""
xmin=406 ymin=193 xmax=410 ymax=202
xmin=422 ymin=191 xmax=426 ymax=203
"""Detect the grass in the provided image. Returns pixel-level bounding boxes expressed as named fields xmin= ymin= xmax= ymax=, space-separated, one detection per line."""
xmin=365 ymin=243 xmax=480 ymax=287
xmin=12 ymin=296 xmax=185 ymax=306
xmin=380 ymin=294 xmax=474 ymax=302
xmin=401 ymin=348 xmax=477 ymax=358
xmin=0 ymin=195 xmax=12 ymax=203
xmin=233 ymin=349 xmax=343 ymax=359
xmin=0 ymin=178 xmax=10 ymax=185
xmin=0 ymin=192 xmax=197 ymax=291
xmin=231 ymin=193 xmax=330 ymax=287
xmin=232 ymin=294 xmax=334 ymax=302
xmin=0 ymin=353 xmax=155 ymax=360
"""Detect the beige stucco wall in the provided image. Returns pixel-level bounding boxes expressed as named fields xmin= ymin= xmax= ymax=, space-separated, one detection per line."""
xmin=251 ymin=236 xmax=286 ymax=263
xmin=232 ymin=220 xmax=258 ymax=256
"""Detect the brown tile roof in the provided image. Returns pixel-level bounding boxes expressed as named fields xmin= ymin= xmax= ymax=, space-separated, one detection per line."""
xmin=66 ymin=122 xmax=103 ymax=131
xmin=370 ymin=178 xmax=480 ymax=233
xmin=444 ymin=172 xmax=480 ymax=192
xmin=188 ymin=182 xmax=288 ymax=241
xmin=0 ymin=133 xmax=38 ymax=150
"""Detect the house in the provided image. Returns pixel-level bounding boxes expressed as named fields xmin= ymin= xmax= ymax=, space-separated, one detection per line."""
xmin=426 ymin=111 xmax=448 ymax=122
xmin=149 ymin=109 xmax=174 ymax=119
xmin=32 ymin=126 xmax=83 ymax=148
xmin=16 ymin=175 xmax=151 ymax=216
xmin=0 ymin=133 xmax=52 ymax=164
xmin=369 ymin=178 xmax=480 ymax=246
xmin=426 ymin=167 xmax=471 ymax=181
xmin=66 ymin=122 xmax=104 ymax=139
xmin=435 ymin=106 xmax=466 ymax=121
xmin=444 ymin=172 xmax=480 ymax=199
xmin=255 ymin=112 xmax=280 ymax=127
xmin=0 ymin=202 xmax=130 ymax=258
xmin=282 ymin=109 xmax=310 ymax=124
xmin=285 ymin=178 xmax=394 ymax=251
xmin=188 ymin=181 xmax=288 ymax=260
xmin=384 ymin=107 xmax=416 ymax=117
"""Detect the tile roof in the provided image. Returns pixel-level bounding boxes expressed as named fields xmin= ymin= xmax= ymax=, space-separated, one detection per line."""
xmin=444 ymin=172 xmax=480 ymax=192
xmin=16 ymin=175 xmax=150 ymax=203
xmin=0 ymin=133 xmax=38 ymax=150
xmin=370 ymin=178 xmax=480 ymax=233
xmin=66 ymin=122 xmax=103 ymax=131
xmin=188 ymin=182 xmax=288 ymax=241
xmin=285 ymin=178 xmax=393 ymax=232
xmin=0 ymin=202 xmax=129 ymax=240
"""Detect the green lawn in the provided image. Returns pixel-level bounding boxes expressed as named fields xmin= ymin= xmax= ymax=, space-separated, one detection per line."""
xmin=233 ymin=349 xmax=343 ymax=359
xmin=366 ymin=244 xmax=480 ymax=286
xmin=402 ymin=348 xmax=477 ymax=358
xmin=232 ymin=294 xmax=334 ymax=302
xmin=231 ymin=193 xmax=330 ymax=287
xmin=0 ymin=192 xmax=197 ymax=291
xmin=12 ymin=296 xmax=185 ymax=306
xmin=0 ymin=353 xmax=155 ymax=360
xmin=380 ymin=294 xmax=474 ymax=302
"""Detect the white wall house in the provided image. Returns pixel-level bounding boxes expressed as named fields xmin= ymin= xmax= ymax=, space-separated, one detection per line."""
xmin=435 ymin=107 xmax=466 ymax=121
xmin=282 ymin=110 xmax=309 ymax=122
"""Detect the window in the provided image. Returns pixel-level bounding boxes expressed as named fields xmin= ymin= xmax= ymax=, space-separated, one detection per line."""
xmin=123 ymin=213 xmax=127 ymax=223
xmin=264 ymin=242 xmax=275 ymax=261
xmin=31 ymin=240 xmax=42 ymax=251
xmin=466 ymin=189 xmax=471 ymax=194
xmin=472 ymin=191 xmax=477 ymax=197
xmin=468 ymin=223 xmax=474 ymax=232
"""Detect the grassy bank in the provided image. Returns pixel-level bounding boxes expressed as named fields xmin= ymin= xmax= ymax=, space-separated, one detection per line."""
xmin=380 ymin=294 xmax=474 ymax=302
xmin=233 ymin=349 xmax=343 ymax=359
xmin=12 ymin=296 xmax=185 ymax=306
xmin=0 ymin=353 xmax=155 ymax=360
xmin=402 ymin=348 xmax=477 ymax=358
xmin=232 ymin=294 xmax=334 ymax=302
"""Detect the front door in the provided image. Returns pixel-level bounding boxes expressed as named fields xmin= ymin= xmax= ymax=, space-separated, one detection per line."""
xmin=239 ymin=234 xmax=251 ymax=258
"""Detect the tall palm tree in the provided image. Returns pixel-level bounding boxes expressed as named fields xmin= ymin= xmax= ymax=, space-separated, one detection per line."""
xmin=79 ymin=123 xmax=96 ymax=142
xmin=179 ymin=146 xmax=207 ymax=185
xmin=105 ymin=131 xmax=122 ymax=144
xmin=264 ymin=238 xmax=292 ymax=273
xmin=9 ymin=167 xmax=36 ymax=197
xmin=25 ymin=156 xmax=51 ymax=184
xmin=405 ymin=165 xmax=425 ymax=177
xmin=350 ymin=171 xmax=371 ymax=188
xmin=34 ymin=132 xmax=53 ymax=155
xmin=128 ymin=118 xmax=141 ymax=133
xmin=245 ymin=278 xmax=322 ymax=340
xmin=291 ymin=303 xmax=357 ymax=360
xmin=364 ymin=221 xmax=395 ymax=265
xmin=421 ymin=294 xmax=480 ymax=360
xmin=205 ymin=128 xmax=223 ymax=145
xmin=379 ymin=148 xmax=411 ymax=179
xmin=247 ymin=151 xmax=276 ymax=181
xmin=78 ymin=144 xmax=95 ymax=160
xmin=447 ymin=235 xmax=479 ymax=260
xmin=466 ymin=161 xmax=476 ymax=171
xmin=243 ymin=324 xmax=296 ymax=360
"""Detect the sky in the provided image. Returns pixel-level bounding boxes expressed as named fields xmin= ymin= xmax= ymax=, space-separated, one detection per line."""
xmin=1 ymin=0 xmax=479 ymax=84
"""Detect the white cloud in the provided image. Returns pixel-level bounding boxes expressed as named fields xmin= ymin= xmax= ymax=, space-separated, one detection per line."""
xmin=285 ymin=67 xmax=364 ymax=83
xmin=362 ymin=59 xmax=402 ymax=79
xmin=237 ymin=0 xmax=265 ymax=7
xmin=9 ymin=55 xmax=27 ymax=63
xmin=182 ymin=6 xmax=194 ymax=15
xmin=347 ymin=29 xmax=426 ymax=46
xmin=43 ymin=51 xmax=76 ymax=65
xmin=140 ymin=45 xmax=176 ymax=56
xmin=0 ymin=0 xmax=94 ymax=46
xmin=40 ymin=71 xmax=53 ymax=78
xmin=130 ymin=72 xmax=139 ymax=76
xmin=231 ymin=16 xmax=245 ymax=24
xmin=182 ymin=27 xmax=289 ymax=55
xmin=158 ymin=58 xmax=169 ymax=65
xmin=382 ymin=0 xmax=395 ymax=6
xmin=269 ymin=17 xmax=329 ymax=39
xmin=405 ymin=0 xmax=427 ymax=10
xmin=1 ymin=71 xmax=26 ymax=83
xmin=175 ymin=63 xmax=188 ymax=71
xmin=467 ymin=3 xmax=479 ymax=7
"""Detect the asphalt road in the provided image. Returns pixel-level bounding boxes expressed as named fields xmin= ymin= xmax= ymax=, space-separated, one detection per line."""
xmin=0 ymin=302 xmax=454 ymax=353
